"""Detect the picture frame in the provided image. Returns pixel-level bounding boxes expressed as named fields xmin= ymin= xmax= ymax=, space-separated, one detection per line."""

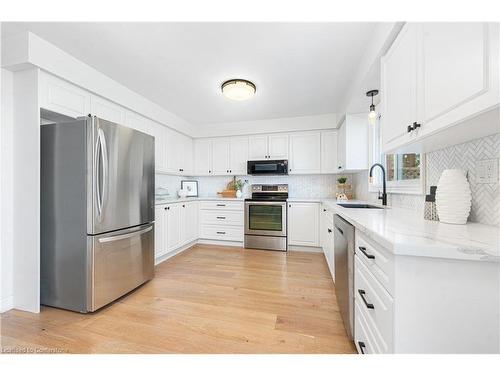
xmin=181 ymin=180 xmax=198 ymax=197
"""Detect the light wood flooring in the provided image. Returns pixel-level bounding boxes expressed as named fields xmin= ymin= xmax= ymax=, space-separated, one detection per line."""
xmin=0 ymin=245 xmax=355 ymax=354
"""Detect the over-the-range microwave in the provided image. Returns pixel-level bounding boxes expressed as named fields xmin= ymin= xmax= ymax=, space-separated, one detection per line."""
xmin=247 ymin=159 xmax=288 ymax=175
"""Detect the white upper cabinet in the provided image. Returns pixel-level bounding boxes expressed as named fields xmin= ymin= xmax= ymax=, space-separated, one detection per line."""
xmin=381 ymin=23 xmax=418 ymax=151
xmin=194 ymin=139 xmax=213 ymax=175
xmin=289 ymin=132 xmax=321 ymax=174
xmin=320 ymin=130 xmax=338 ymax=174
xmin=212 ymin=138 xmax=231 ymax=175
xmin=248 ymin=135 xmax=269 ymax=160
xmin=164 ymin=129 xmax=193 ymax=175
xmin=124 ymin=111 xmax=151 ymax=134
xmin=39 ymin=72 xmax=91 ymax=118
xmin=268 ymin=134 xmax=289 ymax=159
xmin=337 ymin=114 xmax=368 ymax=171
xmin=230 ymin=137 xmax=249 ymax=175
xmin=381 ymin=22 xmax=499 ymax=153
xmin=90 ymin=95 xmax=125 ymax=124
xmin=149 ymin=121 xmax=168 ymax=172
xmin=248 ymin=134 xmax=289 ymax=160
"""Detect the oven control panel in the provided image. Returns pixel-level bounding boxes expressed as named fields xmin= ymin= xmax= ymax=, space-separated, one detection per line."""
xmin=251 ymin=184 xmax=288 ymax=193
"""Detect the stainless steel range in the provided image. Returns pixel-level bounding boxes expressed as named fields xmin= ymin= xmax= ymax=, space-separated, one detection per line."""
xmin=244 ymin=184 xmax=288 ymax=251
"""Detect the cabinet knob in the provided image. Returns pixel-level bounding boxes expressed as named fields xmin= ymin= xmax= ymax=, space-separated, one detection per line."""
xmin=182 ymin=204 xmax=185 ymax=208
xmin=328 ymin=228 xmax=332 ymax=233
xmin=413 ymin=121 xmax=421 ymax=130
xmin=407 ymin=124 xmax=413 ymax=133
xmin=338 ymin=166 xmax=342 ymax=169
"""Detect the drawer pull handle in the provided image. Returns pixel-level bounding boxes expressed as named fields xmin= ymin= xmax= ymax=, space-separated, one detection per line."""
xmin=358 ymin=246 xmax=375 ymax=259
xmin=327 ymin=228 xmax=332 ymax=233
xmin=358 ymin=341 xmax=366 ymax=354
xmin=216 ymin=204 xmax=226 ymax=207
xmin=216 ymin=216 xmax=226 ymax=219
xmin=358 ymin=289 xmax=374 ymax=309
xmin=216 ymin=231 xmax=226 ymax=235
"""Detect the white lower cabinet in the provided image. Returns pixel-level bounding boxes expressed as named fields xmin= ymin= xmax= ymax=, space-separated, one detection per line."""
xmin=287 ymin=202 xmax=319 ymax=247
xmin=199 ymin=200 xmax=244 ymax=242
xmin=320 ymin=204 xmax=335 ymax=280
xmin=155 ymin=201 xmax=199 ymax=262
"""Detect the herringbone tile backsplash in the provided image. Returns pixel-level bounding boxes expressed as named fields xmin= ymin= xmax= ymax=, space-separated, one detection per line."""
xmin=355 ymin=133 xmax=500 ymax=226
xmin=425 ymin=133 xmax=500 ymax=226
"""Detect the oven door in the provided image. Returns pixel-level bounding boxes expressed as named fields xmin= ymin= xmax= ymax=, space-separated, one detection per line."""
xmin=245 ymin=201 xmax=287 ymax=237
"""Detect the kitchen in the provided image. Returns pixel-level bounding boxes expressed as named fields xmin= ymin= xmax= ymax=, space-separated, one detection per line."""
xmin=0 ymin=6 xmax=499 ymax=369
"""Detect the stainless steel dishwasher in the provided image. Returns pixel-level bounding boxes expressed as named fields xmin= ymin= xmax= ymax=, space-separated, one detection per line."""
xmin=334 ymin=214 xmax=355 ymax=341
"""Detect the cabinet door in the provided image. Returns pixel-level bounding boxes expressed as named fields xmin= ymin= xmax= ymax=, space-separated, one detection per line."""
xmin=181 ymin=134 xmax=193 ymax=175
xmin=212 ymin=138 xmax=231 ymax=175
xmin=420 ymin=23 xmax=489 ymax=126
xmin=287 ymin=202 xmax=319 ymax=247
xmin=154 ymin=206 xmax=166 ymax=259
xmin=125 ymin=111 xmax=151 ymax=135
xmin=248 ymin=135 xmax=268 ymax=160
xmin=183 ymin=201 xmax=199 ymax=243
xmin=289 ymin=132 xmax=321 ymax=174
xmin=39 ymin=72 xmax=91 ymax=118
xmin=166 ymin=204 xmax=182 ymax=252
xmin=337 ymin=119 xmax=346 ymax=171
xmin=230 ymin=137 xmax=249 ymax=175
xmin=268 ymin=134 xmax=289 ymax=159
xmin=194 ymin=139 xmax=213 ymax=175
xmin=150 ymin=121 xmax=167 ymax=172
xmin=320 ymin=130 xmax=338 ymax=174
xmin=90 ymin=95 xmax=125 ymax=124
xmin=381 ymin=23 xmax=418 ymax=150
xmin=165 ymin=128 xmax=181 ymax=174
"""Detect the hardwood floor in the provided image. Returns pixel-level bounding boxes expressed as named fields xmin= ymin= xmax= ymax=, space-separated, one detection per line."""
xmin=0 ymin=245 xmax=356 ymax=354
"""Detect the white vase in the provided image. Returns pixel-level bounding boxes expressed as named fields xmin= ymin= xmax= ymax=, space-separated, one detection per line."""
xmin=236 ymin=189 xmax=242 ymax=198
xmin=436 ymin=169 xmax=472 ymax=224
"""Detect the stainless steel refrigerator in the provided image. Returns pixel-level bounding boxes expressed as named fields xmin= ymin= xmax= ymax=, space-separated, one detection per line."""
xmin=41 ymin=115 xmax=155 ymax=313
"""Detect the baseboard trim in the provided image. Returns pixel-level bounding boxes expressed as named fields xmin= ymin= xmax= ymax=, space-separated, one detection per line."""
xmin=154 ymin=240 xmax=197 ymax=265
xmin=197 ymin=239 xmax=244 ymax=247
xmin=287 ymin=245 xmax=323 ymax=253
xmin=0 ymin=295 xmax=14 ymax=313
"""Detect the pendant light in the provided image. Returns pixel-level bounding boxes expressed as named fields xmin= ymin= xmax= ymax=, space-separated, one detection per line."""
xmin=221 ymin=79 xmax=256 ymax=101
xmin=366 ymin=89 xmax=379 ymax=125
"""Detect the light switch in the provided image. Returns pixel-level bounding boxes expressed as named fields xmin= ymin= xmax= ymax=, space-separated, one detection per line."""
xmin=476 ymin=158 xmax=498 ymax=184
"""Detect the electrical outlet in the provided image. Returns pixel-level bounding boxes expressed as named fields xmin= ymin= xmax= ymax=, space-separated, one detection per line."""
xmin=476 ymin=158 xmax=498 ymax=184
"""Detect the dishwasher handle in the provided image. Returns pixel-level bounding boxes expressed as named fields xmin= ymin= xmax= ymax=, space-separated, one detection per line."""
xmin=334 ymin=225 xmax=344 ymax=235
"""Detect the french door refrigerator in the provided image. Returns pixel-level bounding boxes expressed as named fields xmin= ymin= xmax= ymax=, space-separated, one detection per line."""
xmin=41 ymin=115 xmax=155 ymax=312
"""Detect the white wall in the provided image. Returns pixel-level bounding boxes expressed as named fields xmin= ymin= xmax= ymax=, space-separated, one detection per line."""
xmin=195 ymin=113 xmax=337 ymax=138
xmin=0 ymin=67 xmax=14 ymax=312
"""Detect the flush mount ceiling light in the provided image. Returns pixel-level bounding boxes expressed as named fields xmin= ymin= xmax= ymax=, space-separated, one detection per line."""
xmin=221 ymin=79 xmax=256 ymax=101
xmin=366 ymin=89 xmax=379 ymax=125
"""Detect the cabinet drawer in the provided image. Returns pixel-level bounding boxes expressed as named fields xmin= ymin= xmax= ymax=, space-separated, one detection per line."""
xmin=355 ymin=300 xmax=383 ymax=354
xmin=355 ymin=231 xmax=394 ymax=295
xmin=200 ymin=210 xmax=243 ymax=226
xmin=355 ymin=255 xmax=394 ymax=353
xmin=200 ymin=224 xmax=243 ymax=242
xmin=199 ymin=201 xmax=244 ymax=211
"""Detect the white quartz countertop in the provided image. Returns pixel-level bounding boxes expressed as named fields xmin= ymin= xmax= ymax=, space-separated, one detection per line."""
xmin=155 ymin=196 xmax=244 ymax=205
xmin=321 ymin=200 xmax=499 ymax=262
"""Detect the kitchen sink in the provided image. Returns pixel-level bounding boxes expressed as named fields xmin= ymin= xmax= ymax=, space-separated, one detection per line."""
xmin=337 ymin=203 xmax=384 ymax=209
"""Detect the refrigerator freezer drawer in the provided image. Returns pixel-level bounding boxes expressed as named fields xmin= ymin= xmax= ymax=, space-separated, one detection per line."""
xmin=90 ymin=224 xmax=154 ymax=311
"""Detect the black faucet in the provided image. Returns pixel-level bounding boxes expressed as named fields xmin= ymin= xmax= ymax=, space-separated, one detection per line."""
xmin=369 ymin=163 xmax=387 ymax=206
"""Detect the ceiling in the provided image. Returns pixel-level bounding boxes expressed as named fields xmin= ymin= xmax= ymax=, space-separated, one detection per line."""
xmin=2 ymin=22 xmax=379 ymax=125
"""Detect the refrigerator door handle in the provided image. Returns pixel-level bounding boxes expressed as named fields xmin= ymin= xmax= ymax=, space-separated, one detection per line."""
xmin=94 ymin=128 xmax=103 ymax=219
xmin=99 ymin=128 xmax=109 ymax=216
xmin=98 ymin=225 xmax=153 ymax=243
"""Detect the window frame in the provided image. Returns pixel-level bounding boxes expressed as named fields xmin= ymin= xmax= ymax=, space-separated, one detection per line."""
xmin=368 ymin=112 xmax=426 ymax=195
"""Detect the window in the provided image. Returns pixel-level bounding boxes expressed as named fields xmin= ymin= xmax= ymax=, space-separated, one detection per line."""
xmin=369 ymin=112 xmax=425 ymax=194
